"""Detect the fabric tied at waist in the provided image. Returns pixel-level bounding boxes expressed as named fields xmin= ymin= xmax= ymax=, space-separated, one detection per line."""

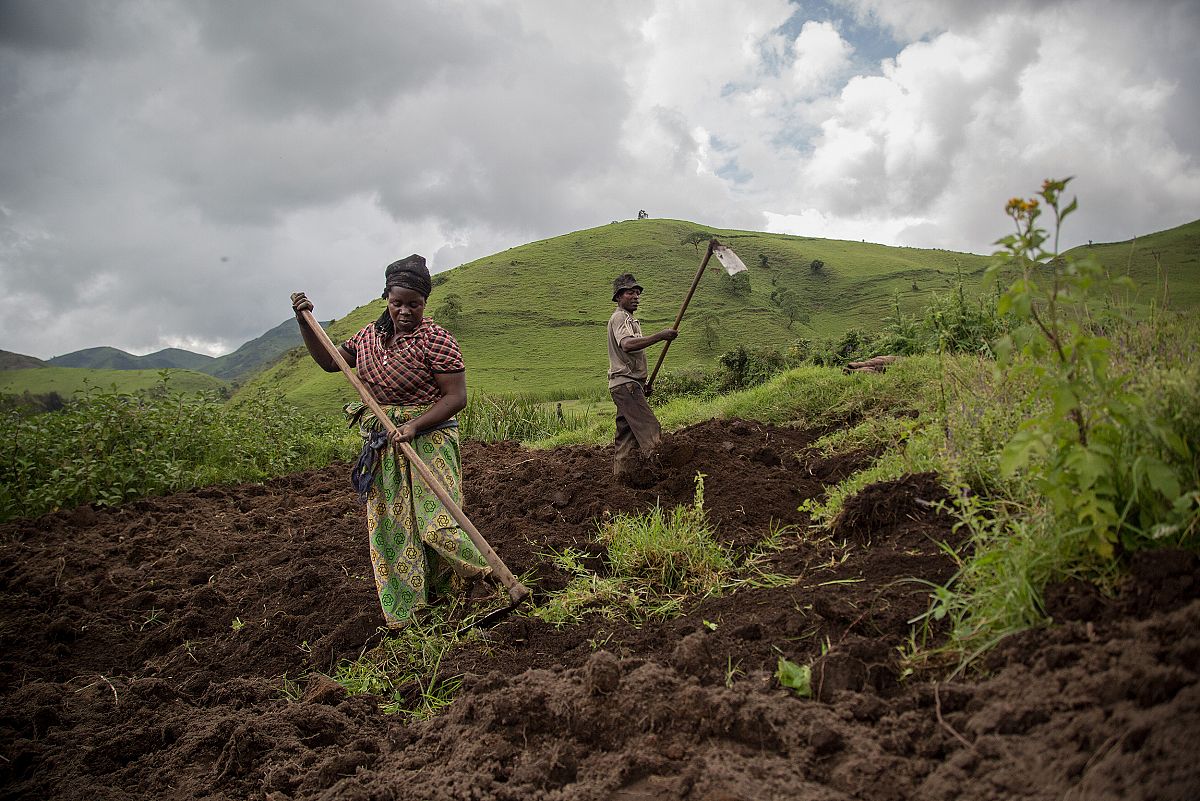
xmin=344 ymin=401 xmax=459 ymax=503
xmin=351 ymin=430 xmax=389 ymax=503
xmin=343 ymin=401 xmax=458 ymax=437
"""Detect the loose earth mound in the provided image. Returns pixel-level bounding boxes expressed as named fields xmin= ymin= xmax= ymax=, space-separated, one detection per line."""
xmin=1 ymin=418 xmax=1197 ymax=800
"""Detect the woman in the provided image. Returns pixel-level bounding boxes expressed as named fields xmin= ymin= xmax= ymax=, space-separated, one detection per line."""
xmin=291 ymin=254 xmax=490 ymax=630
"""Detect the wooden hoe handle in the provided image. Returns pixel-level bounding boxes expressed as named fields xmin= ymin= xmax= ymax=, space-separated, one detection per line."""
xmin=297 ymin=309 xmax=529 ymax=604
xmin=646 ymin=239 xmax=716 ymax=393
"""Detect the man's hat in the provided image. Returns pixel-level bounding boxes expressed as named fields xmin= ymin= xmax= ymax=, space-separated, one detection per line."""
xmin=612 ymin=273 xmax=643 ymax=302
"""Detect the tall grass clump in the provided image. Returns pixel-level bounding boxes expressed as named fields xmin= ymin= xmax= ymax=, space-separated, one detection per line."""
xmin=457 ymin=392 xmax=597 ymax=443
xmin=601 ymin=473 xmax=732 ymax=594
xmin=531 ymin=474 xmax=733 ymax=626
xmin=329 ymin=614 xmax=462 ymax=719
xmin=0 ymin=373 xmax=352 ymax=521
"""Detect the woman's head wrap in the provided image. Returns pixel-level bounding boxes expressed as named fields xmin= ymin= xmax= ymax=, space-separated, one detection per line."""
xmin=382 ymin=254 xmax=432 ymax=299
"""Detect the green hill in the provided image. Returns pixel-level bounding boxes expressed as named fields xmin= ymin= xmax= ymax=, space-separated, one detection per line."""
xmin=240 ymin=218 xmax=1000 ymax=411
xmin=48 ymin=346 xmax=144 ymax=370
xmin=141 ymin=348 xmax=218 ymax=371
xmin=0 ymin=350 xmax=48 ymax=370
xmin=48 ymin=345 xmax=215 ymax=371
xmin=1068 ymin=217 xmax=1200 ymax=310
xmin=242 ymin=216 xmax=1198 ymax=414
xmin=40 ymin=318 xmax=330 ymax=382
xmin=47 ymin=345 xmax=217 ymax=371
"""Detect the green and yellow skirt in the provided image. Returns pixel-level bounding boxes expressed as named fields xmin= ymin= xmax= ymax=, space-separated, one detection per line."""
xmin=347 ymin=402 xmax=491 ymax=629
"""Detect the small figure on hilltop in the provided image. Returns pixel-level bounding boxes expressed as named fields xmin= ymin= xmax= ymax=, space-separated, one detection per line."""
xmin=607 ymin=273 xmax=677 ymax=485
xmin=291 ymin=254 xmax=492 ymax=631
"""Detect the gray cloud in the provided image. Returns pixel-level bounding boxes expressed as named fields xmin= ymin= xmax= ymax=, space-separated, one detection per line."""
xmin=1 ymin=0 xmax=1197 ymax=360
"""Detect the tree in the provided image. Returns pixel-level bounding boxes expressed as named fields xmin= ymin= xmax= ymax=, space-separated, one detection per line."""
xmin=436 ymin=293 xmax=463 ymax=327
xmin=722 ymin=271 xmax=751 ymax=298
xmin=770 ymin=287 xmax=803 ymax=330
xmin=758 ymin=253 xmax=769 ymax=269
xmin=680 ymin=230 xmax=712 ymax=253
xmin=701 ymin=315 xmax=721 ymax=353
xmin=809 ymin=259 xmax=825 ymax=274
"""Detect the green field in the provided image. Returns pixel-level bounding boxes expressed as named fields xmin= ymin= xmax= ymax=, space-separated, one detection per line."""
xmin=0 ymin=366 xmax=228 ymax=399
xmin=242 ymin=218 xmax=999 ymax=411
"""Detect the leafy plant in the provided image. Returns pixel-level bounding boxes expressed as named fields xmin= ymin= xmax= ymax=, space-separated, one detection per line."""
xmin=775 ymin=657 xmax=813 ymax=697
xmin=0 ymin=375 xmax=351 ymax=521
xmin=989 ymin=177 xmax=1197 ymax=557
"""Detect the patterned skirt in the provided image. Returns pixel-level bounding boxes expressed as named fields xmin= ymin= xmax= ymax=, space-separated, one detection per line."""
xmin=349 ymin=403 xmax=491 ymax=629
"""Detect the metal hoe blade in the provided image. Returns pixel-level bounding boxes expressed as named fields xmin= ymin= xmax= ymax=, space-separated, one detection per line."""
xmin=456 ymin=597 xmax=526 ymax=636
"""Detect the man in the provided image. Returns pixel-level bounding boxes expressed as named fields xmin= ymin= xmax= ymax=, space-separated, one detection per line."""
xmin=607 ymin=273 xmax=677 ymax=484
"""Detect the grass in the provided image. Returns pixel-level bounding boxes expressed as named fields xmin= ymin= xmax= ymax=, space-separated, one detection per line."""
xmin=601 ymin=475 xmax=732 ymax=593
xmin=0 ymin=366 xmax=228 ymax=398
xmin=528 ymin=477 xmax=821 ymax=630
xmin=330 ymin=612 xmax=465 ymax=720
xmin=457 ymin=393 xmax=602 ymax=442
xmin=530 ymin=474 xmax=734 ymax=627
xmin=526 ymin=354 xmax=941 ymax=452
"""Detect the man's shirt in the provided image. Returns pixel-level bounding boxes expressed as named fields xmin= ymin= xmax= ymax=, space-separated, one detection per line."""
xmin=607 ymin=307 xmax=647 ymax=389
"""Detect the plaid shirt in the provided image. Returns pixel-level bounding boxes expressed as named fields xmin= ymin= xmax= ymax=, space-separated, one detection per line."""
xmin=343 ymin=318 xmax=464 ymax=405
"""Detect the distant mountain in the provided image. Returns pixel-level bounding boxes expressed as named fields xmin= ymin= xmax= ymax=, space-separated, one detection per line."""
xmin=48 ymin=346 xmax=143 ymax=370
xmin=48 ymin=345 xmax=216 ymax=371
xmin=204 ymin=317 xmax=331 ymax=381
xmin=41 ymin=318 xmax=331 ymax=383
xmin=140 ymin=348 xmax=217 ymax=371
xmin=0 ymin=350 xmax=49 ymax=370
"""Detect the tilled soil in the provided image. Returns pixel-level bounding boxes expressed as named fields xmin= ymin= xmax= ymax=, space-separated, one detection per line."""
xmin=1 ymin=417 xmax=1197 ymax=800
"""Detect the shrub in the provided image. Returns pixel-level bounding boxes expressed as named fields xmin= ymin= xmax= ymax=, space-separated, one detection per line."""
xmin=718 ymin=346 xmax=787 ymax=391
xmin=0 ymin=375 xmax=349 ymax=521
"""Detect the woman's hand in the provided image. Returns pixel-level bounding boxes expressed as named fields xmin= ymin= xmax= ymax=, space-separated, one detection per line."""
xmin=291 ymin=292 xmax=314 ymax=315
xmin=391 ymin=422 xmax=418 ymax=445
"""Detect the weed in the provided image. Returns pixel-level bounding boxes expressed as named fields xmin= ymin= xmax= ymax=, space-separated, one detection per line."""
xmin=331 ymin=612 xmax=465 ymax=720
xmin=599 ymin=473 xmax=732 ymax=595
xmin=724 ymin=657 xmax=744 ymax=687
xmin=138 ymin=608 xmax=165 ymax=631
xmin=279 ymin=674 xmax=304 ymax=702
xmin=588 ymin=631 xmax=614 ymax=650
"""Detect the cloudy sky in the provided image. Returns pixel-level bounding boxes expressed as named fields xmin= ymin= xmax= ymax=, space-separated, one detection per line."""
xmin=2 ymin=0 xmax=1197 ymax=359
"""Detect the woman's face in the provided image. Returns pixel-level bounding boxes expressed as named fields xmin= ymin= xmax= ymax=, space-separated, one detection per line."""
xmin=386 ymin=286 xmax=426 ymax=334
